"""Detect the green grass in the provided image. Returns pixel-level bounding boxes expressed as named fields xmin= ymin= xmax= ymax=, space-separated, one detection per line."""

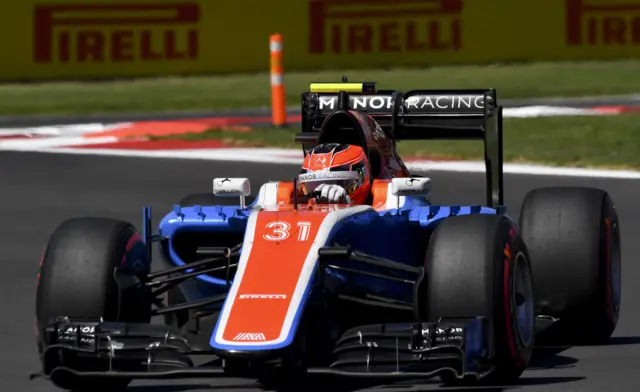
xmin=161 ymin=114 xmax=640 ymax=169
xmin=2 ymin=60 xmax=640 ymax=116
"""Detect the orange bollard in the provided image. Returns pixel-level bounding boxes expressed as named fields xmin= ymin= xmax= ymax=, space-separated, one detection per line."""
xmin=270 ymin=33 xmax=286 ymax=128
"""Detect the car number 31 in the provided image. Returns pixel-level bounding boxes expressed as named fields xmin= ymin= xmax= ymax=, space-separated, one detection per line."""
xmin=262 ymin=221 xmax=312 ymax=242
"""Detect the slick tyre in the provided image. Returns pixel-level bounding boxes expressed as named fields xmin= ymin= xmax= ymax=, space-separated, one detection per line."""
xmin=36 ymin=218 xmax=150 ymax=392
xmin=519 ymin=187 xmax=621 ymax=345
xmin=418 ymin=214 xmax=534 ymax=384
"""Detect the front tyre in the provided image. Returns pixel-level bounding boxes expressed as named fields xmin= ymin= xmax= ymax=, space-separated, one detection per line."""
xmin=418 ymin=214 xmax=534 ymax=384
xmin=36 ymin=217 xmax=150 ymax=391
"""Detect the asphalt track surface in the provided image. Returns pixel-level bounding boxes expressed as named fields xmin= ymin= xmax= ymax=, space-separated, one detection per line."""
xmin=2 ymin=151 xmax=640 ymax=391
xmin=1 ymin=93 xmax=639 ymax=128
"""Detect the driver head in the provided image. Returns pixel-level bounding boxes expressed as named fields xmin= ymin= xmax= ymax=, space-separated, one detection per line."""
xmin=299 ymin=143 xmax=372 ymax=205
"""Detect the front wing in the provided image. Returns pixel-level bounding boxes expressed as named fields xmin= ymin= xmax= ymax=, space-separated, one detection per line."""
xmin=36 ymin=317 xmax=492 ymax=381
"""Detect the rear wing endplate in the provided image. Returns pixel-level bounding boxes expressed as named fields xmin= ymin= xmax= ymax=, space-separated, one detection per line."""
xmin=297 ymin=89 xmax=503 ymax=208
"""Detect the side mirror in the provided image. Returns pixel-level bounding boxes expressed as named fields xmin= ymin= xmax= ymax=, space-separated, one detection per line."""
xmin=213 ymin=178 xmax=251 ymax=208
xmin=391 ymin=177 xmax=431 ymax=196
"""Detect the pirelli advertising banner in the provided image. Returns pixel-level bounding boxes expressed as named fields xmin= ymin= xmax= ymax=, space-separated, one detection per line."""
xmin=0 ymin=0 xmax=639 ymax=80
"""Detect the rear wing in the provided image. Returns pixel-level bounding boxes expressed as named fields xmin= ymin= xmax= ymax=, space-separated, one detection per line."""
xmin=296 ymin=85 xmax=504 ymax=208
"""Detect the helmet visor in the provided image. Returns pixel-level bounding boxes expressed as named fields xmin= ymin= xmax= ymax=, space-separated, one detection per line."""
xmin=298 ymin=171 xmax=360 ymax=195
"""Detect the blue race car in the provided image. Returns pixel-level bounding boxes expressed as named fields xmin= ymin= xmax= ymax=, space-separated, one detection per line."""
xmin=35 ymin=82 xmax=622 ymax=391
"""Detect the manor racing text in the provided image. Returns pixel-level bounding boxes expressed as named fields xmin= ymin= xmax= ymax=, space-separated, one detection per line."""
xmin=318 ymin=95 xmax=485 ymax=112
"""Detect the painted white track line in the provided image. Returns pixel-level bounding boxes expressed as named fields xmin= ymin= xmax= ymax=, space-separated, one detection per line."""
xmin=504 ymin=106 xmax=607 ymax=118
xmin=0 ymin=136 xmax=119 ymax=149
xmin=20 ymin=146 xmax=640 ymax=179
xmin=1 ymin=103 xmax=638 ymax=179
xmin=0 ymin=122 xmax=130 ymax=137
xmin=0 ymin=105 xmax=617 ymax=138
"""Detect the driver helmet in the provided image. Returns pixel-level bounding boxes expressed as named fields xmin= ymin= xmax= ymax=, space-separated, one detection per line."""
xmin=299 ymin=143 xmax=372 ymax=204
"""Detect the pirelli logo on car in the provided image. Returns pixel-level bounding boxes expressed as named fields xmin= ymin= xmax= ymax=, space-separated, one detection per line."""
xmin=308 ymin=0 xmax=463 ymax=54
xmin=566 ymin=0 xmax=640 ymax=46
xmin=33 ymin=3 xmax=200 ymax=63
xmin=238 ymin=294 xmax=287 ymax=299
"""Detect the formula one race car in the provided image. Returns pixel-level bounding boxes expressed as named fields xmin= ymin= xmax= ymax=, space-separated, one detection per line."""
xmin=34 ymin=81 xmax=622 ymax=391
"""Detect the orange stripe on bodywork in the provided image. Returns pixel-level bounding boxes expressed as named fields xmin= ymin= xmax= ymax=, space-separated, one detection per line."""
xmin=371 ymin=179 xmax=391 ymax=209
xmin=277 ymin=182 xmax=295 ymax=205
xmin=221 ymin=210 xmax=329 ymax=342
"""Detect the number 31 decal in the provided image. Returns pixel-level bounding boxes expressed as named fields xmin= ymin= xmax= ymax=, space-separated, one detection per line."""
xmin=263 ymin=221 xmax=312 ymax=241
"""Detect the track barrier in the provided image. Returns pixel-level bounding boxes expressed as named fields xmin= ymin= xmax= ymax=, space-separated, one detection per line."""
xmin=2 ymin=0 xmax=640 ymax=81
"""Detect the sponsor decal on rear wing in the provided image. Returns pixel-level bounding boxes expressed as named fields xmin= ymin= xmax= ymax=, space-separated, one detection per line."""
xmin=315 ymin=91 xmax=487 ymax=116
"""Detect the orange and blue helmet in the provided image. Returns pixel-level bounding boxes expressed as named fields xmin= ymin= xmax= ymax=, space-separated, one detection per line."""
xmin=299 ymin=143 xmax=372 ymax=204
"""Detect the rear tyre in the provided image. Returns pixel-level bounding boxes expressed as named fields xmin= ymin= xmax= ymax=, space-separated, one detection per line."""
xmin=36 ymin=217 xmax=150 ymax=391
xmin=519 ymin=187 xmax=621 ymax=345
xmin=419 ymin=214 xmax=534 ymax=384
